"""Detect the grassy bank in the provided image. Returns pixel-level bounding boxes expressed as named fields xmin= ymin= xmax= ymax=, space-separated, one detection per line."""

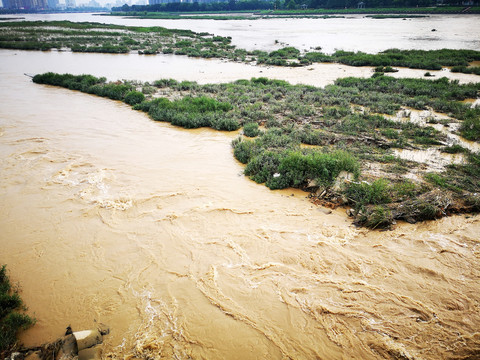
xmin=33 ymin=72 xmax=480 ymax=228
xmin=0 ymin=265 xmax=35 ymax=356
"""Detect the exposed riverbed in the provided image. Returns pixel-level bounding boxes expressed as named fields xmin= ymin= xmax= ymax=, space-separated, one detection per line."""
xmin=0 ymin=15 xmax=480 ymax=360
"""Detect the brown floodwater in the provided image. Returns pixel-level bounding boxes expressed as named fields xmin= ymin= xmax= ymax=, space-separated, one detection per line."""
xmin=0 ymin=23 xmax=480 ymax=359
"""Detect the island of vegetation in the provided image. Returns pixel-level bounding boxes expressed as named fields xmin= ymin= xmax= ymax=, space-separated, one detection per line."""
xmin=0 ymin=265 xmax=35 ymax=357
xmin=1 ymin=21 xmax=479 ymax=75
xmin=32 ymin=72 xmax=480 ymax=229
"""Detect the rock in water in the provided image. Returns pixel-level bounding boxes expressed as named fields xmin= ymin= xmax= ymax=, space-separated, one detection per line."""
xmin=78 ymin=345 xmax=102 ymax=360
xmin=73 ymin=330 xmax=103 ymax=351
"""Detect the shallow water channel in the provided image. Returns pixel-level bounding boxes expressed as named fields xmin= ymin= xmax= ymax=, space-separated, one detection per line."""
xmin=0 ymin=16 xmax=480 ymax=359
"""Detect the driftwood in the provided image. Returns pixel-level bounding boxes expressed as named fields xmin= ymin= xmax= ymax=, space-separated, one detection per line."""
xmin=354 ymin=190 xmax=480 ymax=228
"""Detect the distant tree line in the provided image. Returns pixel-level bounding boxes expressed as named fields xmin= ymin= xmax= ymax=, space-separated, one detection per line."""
xmin=112 ymin=0 xmax=478 ymax=12
xmin=113 ymin=0 xmax=270 ymax=12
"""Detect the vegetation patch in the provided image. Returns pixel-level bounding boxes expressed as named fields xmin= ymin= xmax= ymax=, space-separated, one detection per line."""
xmin=0 ymin=265 xmax=35 ymax=356
xmin=323 ymin=49 xmax=480 ymax=71
xmin=32 ymin=72 xmax=480 ymax=228
xmin=2 ymin=21 xmax=480 ymax=75
xmin=0 ymin=20 xmax=237 ymax=59
xmin=451 ymin=65 xmax=480 ymax=76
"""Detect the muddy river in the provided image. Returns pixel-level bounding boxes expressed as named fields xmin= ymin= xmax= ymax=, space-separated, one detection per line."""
xmin=0 ymin=15 xmax=480 ymax=360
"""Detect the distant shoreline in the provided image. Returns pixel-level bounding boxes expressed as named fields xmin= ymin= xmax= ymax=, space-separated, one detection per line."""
xmin=1 ymin=6 xmax=479 ymax=16
xmin=109 ymin=6 xmax=480 ymax=18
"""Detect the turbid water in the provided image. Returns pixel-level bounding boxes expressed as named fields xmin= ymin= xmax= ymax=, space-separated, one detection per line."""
xmin=1 ymin=15 xmax=480 ymax=359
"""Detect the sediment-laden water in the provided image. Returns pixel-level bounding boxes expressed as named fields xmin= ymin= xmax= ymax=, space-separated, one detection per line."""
xmin=1 ymin=16 xmax=480 ymax=359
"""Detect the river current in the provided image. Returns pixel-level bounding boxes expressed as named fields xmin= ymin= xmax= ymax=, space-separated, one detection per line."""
xmin=0 ymin=14 xmax=480 ymax=360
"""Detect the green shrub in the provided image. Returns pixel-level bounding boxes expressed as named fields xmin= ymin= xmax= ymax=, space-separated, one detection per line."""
xmin=343 ymin=178 xmax=391 ymax=208
xmin=102 ymin=83 xmax=133 ymax=100
xmin=424 ymin=172 xmax=448 ymax=188
xmin=210 ymin=116 xmax=239 ymax=131
xmin=124 ymin=90 xmax=145 ymax=105
xmin=0 ymin=265 xmax=35 ymax=353
xmin=278 ymin=150 xmax=359 ymax=188
xmin=245 ymin=151 xmax=283 ymax=185
xmin=243 ymin=122 xmax=260 ymax=137
xmin=233 ymin=137 xmax=257 ymax=164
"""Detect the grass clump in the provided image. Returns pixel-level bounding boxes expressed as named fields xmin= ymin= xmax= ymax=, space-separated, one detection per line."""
xmin=124 ymin=90 xmax=146 ymax=105
xmin=243 ymin=122 xmax=261 ymax=137
xmin=343 ymin=178 xmax=391 ymax=208
xmin=460 ymin=108 xmax=480 ymax=141
xmin=0 ymin=265 xmax=35 ymax=355
xmin=278 ymin=149 xmax=359 ymax=188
